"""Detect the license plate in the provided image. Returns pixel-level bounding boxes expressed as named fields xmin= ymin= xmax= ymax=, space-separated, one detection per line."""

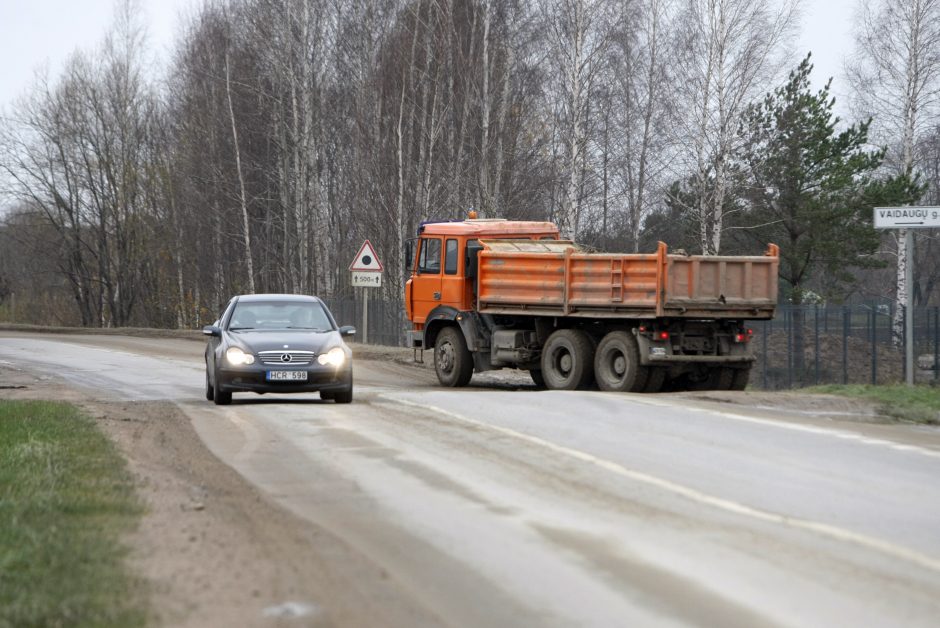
xmin=266 ymin=370 xmax=308 ymax=381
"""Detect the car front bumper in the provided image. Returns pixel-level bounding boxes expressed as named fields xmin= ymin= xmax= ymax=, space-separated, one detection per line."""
xmin=218 ymin=364 xmax=352 ymax=394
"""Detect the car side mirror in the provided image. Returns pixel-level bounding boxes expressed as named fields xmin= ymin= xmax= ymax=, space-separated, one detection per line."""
xmin=203 ymin=325 xmax=222 ymax=337
xmin=339 ymin=325 xmax=356 ymax=337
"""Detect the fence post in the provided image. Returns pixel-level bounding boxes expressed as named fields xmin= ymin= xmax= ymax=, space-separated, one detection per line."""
xmin=842 ymin=306 xmax=849 ymax=385
xmin=870 ymin=308 xmax=877 ymax=386
xmin=935 ymin=306 xmax=939 ymax=384
xmin=762 ymin=320 xmax=769 ymax=390
xmin=787 ymin=307 xmax=793 ymax=389
xmin=814 ymin=305 xmax=820 ymax=385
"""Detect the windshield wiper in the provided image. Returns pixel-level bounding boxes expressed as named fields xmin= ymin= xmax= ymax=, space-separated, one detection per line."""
xmin=229 ymin=326 xmax=255 ymax=331
xmin=286 ymin=326 xmax=327 ymax=331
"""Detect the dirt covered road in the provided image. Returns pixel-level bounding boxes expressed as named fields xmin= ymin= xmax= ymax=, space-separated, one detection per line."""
xmin=0 ymin=362 xmax=440 ymax=628
xmin=2 ymin=330 xmax=940 ymax=627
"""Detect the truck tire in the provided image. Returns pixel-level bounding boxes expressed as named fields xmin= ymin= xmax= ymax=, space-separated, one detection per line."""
xmin=594 ymin=331 xmax=648 ymax=392
xmin=529 ymin=369 xmax=547 ymax=389
xmin=730 ymin=367 xmax=750 ymax=391
xmin=435 ymin=326 xmax=473 ymax=387
xmin=541 ymin=329 xmax=595 ymax=390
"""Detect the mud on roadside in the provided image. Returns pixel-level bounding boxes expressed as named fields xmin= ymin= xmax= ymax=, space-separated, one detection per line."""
xmin=0 ymin=365 xmax=436 ymax=628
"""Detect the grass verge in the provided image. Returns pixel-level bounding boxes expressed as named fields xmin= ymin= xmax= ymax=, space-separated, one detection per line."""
xmin=0 ymin=400 xmax=145 ymax=627
xmin=810 ymin=384 xmax=940 ymax=425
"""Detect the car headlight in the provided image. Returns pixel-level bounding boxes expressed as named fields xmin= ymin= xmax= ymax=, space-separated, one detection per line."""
xmin=317 ymin=347 xmax=346 ymax=367
xmin=226 ymin=346 xmax=255 ymax=366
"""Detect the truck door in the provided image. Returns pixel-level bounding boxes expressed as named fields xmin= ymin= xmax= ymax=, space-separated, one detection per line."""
xmin=412 ymin=237 xmax=443 ymax=324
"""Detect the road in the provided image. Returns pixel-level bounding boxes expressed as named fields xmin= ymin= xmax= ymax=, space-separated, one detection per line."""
xmin=2 ymin=331 xmax=940 ymax=627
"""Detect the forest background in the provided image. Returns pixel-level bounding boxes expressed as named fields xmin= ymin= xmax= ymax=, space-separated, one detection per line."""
xmin=0 ymin=0 xmax=938 ymax=337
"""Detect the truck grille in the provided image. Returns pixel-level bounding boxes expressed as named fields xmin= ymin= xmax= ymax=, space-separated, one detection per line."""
xmin=258 ymin=350 xmax=315 ymax=365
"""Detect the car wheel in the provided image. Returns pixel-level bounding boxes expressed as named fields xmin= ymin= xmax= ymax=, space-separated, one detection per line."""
xmin=540 ymin=329 xmax=595 ymax=390
xmin=212 ymin=368 xmax=232 ymax=405
xmin=205 ymin=369 xmax=214 ymax=401
xmin=320 ymin=391 xmax=335 ymax=401
xmin=435 ymin=326 xmax=473 ymax=387
xmin=333 ymin=387 xmax=353 ymax=404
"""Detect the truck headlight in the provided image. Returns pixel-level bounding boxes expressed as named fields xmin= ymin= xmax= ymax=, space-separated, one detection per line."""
xmin=317 ymin=347 xmax=345 ymax=367
xmin=226 ymin=346 xmax=255 ymax=365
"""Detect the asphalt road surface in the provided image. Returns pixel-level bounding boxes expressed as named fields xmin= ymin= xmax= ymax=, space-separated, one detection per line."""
xmin=2 ymin=332 xmax=940 ymax=627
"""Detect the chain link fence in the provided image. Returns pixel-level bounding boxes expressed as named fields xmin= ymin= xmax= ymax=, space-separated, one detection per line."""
xmin=324 ymin=296 xmax=940 ymax=390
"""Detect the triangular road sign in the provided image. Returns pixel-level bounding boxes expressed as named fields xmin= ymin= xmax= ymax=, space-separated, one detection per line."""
xmin=349 ymin=240 xmax=384 ymax=271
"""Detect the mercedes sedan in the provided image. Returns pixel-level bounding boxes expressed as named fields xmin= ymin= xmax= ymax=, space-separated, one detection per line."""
xmin=203 ymin=294 xmax=355 ymax=405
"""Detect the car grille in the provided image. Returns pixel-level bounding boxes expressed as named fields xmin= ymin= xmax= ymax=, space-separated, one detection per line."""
xmin=257 ymin=350 xmax=315 ymax=365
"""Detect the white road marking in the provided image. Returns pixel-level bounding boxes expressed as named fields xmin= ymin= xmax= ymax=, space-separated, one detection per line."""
xmin=385 ymin=395 xmax=940 ymax=575
xmin=636 ymin=396 xmax=940 ymax=460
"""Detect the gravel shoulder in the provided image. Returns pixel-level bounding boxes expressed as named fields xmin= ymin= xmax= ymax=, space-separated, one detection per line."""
xmin=0 ymin=365 xmax=438 ymax=628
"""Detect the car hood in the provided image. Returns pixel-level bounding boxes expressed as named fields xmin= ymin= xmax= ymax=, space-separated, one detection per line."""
xmin=224 ymin=329 xmax=342 ymax=353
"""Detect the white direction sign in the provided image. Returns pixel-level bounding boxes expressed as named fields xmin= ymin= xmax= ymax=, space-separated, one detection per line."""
xmin=351 ymin=271 xmax=382 ymax=287
xmin=874 ymin=206 xmax=940 ymax=229
xmin=349 ymin=239 xmax=384 ymax=271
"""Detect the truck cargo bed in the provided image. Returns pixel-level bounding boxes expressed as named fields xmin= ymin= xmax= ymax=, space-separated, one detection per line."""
xmin=477 ymin=241 xmax=778 ymax=319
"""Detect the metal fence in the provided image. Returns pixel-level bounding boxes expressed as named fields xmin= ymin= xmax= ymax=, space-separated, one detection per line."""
xmin=321 ymin=296 xmax=409 ymax=348
xmin=753 ymin=305 xmax=940 ymax=389
xmin=323 ymin=296 xmax=940 ymax=390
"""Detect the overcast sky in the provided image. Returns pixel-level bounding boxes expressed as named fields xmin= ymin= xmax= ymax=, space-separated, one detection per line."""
xmin=0 ymin=0 xmax=858 ymax=114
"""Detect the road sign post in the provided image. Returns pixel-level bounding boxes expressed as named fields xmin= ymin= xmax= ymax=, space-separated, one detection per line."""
xmin=874 ymin=207 xmax=939 ymax=385
xmin=349 ymin=240 xmax=384 ymax=345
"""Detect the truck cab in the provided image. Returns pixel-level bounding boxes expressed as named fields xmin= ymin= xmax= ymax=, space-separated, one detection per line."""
xmin=405 ymin=218 xmax=558 ymax=337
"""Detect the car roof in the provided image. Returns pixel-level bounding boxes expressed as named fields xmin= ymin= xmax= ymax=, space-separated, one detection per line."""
xmin=235 ymin=293 xmax=322 ymax=303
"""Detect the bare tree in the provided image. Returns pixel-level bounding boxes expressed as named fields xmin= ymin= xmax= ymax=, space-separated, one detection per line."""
xmin=671 ymin=0 xmax=798 ymax=254
xmin=847 ymin=0 xmax=940 ymax=341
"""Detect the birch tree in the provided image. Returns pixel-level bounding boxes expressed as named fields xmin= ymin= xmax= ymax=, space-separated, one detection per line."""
xmin=672 ymin=0 xmax=798 ymax=254
xmin=541 ymin=0 xmax=615 ymax=239
xmin=847 ymin=0 xmax=940 ymax=342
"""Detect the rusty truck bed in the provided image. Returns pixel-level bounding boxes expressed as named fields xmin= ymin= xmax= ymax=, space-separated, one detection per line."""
xmin=476 ymin=241 xmax=778 ymax=319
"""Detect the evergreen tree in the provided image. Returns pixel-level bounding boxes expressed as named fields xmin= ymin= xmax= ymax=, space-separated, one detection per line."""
xmin=737 ymin=55 xmax=922 ymax=305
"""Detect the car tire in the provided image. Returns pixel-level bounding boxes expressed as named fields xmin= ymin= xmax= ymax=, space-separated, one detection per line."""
xmin=320 ymin=391 xmax=335 ymax=401
xmin=541 ymin=329 xmax=595 ymax=390
xmin=435 ymin=326 xmax=473 ymax=387
xmin=213 ymin=368 xmax=232 ymax=405
xmin=333 ymin=387 xmax=353 ymax=404
xmin=205 ymin=369 xmax=214 ymax=401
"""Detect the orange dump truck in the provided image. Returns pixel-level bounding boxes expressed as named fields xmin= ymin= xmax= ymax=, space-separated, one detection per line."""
xmin=405 ymin=218 xmax=778 ymax=392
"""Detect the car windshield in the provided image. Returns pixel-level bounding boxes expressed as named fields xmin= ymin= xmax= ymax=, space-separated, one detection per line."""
xmin=228 ymin=301 xmax=332 ymax=331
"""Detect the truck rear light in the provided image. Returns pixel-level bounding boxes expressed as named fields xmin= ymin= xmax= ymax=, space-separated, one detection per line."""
xmin=734 ymin=329 xmax=754 ymax=343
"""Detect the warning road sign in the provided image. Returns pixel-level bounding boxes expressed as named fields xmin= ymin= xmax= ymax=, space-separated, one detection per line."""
xmin=349 ymin=240 xmax=384 ymax=271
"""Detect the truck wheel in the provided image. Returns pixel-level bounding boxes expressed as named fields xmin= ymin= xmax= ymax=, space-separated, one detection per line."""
xmin=541 ymin=329 xmax=595 ymax=390
xmin=435 ymin=326 xmax=473 ymax=387
xmin=730 ymin=367 xmax=750 ymax=391
xmin=594 ymin=331 xmax=648 ymax=392
xmin=529 ymin=369 xmax=547 ymax=389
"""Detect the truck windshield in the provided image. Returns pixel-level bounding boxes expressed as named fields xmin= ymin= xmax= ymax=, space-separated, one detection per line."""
xmin=418 ymin=238 xmax=442 ymax=274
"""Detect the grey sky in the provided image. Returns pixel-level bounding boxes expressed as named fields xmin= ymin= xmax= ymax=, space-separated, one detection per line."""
xmin=0 ymin=0 xmax=198 ymax=108
xmin=1 ymin=0 xmax=857 ymax=115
